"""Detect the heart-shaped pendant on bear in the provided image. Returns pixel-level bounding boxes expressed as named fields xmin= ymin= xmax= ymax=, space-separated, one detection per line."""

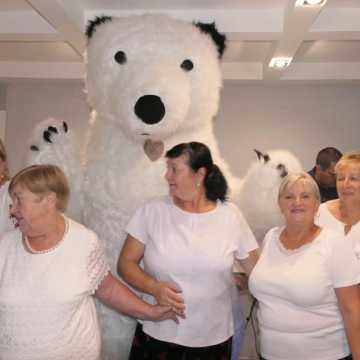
xmin=143 ymin=139 xmax=165 ymax=161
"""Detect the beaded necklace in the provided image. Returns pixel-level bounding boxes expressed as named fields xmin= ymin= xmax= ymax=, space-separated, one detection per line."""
xmin=23 ymin=217 xmax=69 ymax=255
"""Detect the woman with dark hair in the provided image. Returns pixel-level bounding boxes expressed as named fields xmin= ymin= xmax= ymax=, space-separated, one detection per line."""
xmin=118 ymin=142 xmax=258 ymax=360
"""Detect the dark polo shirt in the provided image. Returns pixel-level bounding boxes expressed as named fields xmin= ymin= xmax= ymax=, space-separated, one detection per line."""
xmin=308 ymin=167 xmax=338 ymax=203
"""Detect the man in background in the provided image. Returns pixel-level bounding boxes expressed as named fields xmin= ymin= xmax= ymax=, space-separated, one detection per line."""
xmin=308 ymin=147 xmax=342 ymax=202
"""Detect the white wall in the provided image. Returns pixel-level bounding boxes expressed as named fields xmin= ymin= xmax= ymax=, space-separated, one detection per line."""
xmin=4 ymin=81 xmax=360 ymax=176
xmin=216 ymin=83 xmax=360 ymax=177
xmin=5 ymin=81 xmax=89 ymax=173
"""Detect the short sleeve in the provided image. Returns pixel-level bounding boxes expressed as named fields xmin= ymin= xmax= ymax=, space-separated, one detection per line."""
xmin=86 ymin=233 xmax=110 ymax=294
xmin=329 ymin=232 xmax=360 ymax=288
xmin=125 ymin=204 xmax=150 ymax=245
xmin=231 ymin=204 xmax=259 ymax=260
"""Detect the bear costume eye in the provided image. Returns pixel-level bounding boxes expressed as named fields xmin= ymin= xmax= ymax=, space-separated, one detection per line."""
xmin=181 ymin=59 xmax=194 ymax=71
xmin=114 ymin=51 xmax=127 ymax=64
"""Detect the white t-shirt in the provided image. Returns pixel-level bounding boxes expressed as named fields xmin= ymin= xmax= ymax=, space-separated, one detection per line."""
xmin=0 ymin=181 xmax=14 ymax=237
xmin=317 ymin=202 xmax=360 ymax=260
xmin=0 ymin=217 xmax=110 ymax=360
xmin=126 ymin=196 xmax=258 ymax=347
xmin=249 ymin=226 xmax=360 ymax=360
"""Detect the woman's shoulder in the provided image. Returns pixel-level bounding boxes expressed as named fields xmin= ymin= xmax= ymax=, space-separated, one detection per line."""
xmin=0 ymin=228 xmax=21 ymax=250
xmin=66 ymin=217 xmax=99 ymax=249
xmin=263 ymin=226 xmax=282 ymax=243
xmin=132 ymin=196 xmax=172 ymax=219
xmin=219 ymin=201 xmax=244 ymax=217
xmin=321 ymin=199 xmax=339 ymax=215
xmin=315 ymin=227 xmax=347 ymax=251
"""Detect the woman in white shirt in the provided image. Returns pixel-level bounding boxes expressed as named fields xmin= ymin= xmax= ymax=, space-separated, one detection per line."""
xmin=317 ymin=151 xmax=360 ymax=259
xmin=0 ymin=138 xmax=14 ymax=236
xmin=249 ymin=172 xmax=360 ymax=360
xmin=0 ymin=164 xmax=176 ymax=360
xmin=118 ymin=142 xmax=259 ymax=360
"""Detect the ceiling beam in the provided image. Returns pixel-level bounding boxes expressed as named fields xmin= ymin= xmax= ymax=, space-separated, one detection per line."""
xmin=263 ymin=0 xmax=326 ymax=80
xmin=0 ymin=33 xmax=63 ymax=42
xmin=0 ymin=61 xmax=84 ymax=80
xmin=25 ymin=0 xmax=85 ymax=55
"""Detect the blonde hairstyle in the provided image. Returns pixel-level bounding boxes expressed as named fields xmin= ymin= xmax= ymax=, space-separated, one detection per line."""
xmin=278 ymin=172 xmax=321 ymax=203
xmin=0 ymin=137 xmax=10 ymax=181
xmin=9 ymin=164 xmax=70 ymax=212
xmin=335 ymin=151 xmax=360 ymax=174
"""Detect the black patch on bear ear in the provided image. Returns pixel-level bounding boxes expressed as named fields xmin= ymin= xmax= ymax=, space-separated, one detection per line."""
xmin=86 ymin=16 xmax=112 ymax=39
xmin=48 ymin=126 xmax=58 ymax=134
xmin=194 ymin=22 xmax=226 ymax=59
xmin=254 ymin=149 xmax=270 ymax=163
xmin=254 ymin=149 xmax=264 ymax=161
xmin=277 ymin=163 xmax=288 ymax=178
xmin=43 ymin=130 xmax=52 ymax=143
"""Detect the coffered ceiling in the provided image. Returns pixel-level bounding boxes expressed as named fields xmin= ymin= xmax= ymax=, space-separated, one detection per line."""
xmin=0 ymin=0 xmax=359 ymax=83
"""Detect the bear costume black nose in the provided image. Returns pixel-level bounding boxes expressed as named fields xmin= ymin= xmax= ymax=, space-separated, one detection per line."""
xmin=134 ymin=95 xmax=165 ymax=125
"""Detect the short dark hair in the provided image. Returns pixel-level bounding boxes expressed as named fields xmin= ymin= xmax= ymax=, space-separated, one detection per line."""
xmin=316 ymin=147 xmax=342 ymax=170
xmin=165 ymin=142 xmax=228 ymax=202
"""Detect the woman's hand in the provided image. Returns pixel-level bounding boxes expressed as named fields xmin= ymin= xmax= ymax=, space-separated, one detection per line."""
xmin=147 ymin=304 xmax=180 ymax=324
xmin=154 ymin=281 xmax=186 ymax=318
xmin=233 ymin=272 xmax=249 ymax=290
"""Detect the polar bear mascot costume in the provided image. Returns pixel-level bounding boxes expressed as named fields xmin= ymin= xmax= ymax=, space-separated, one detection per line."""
xmin=238 ymin=149 xmax=303 ymax=242
xmin=27 ymin=14 xmax=303 ymax=359
xmin=27 ymin=14 xmax=240 ymax=359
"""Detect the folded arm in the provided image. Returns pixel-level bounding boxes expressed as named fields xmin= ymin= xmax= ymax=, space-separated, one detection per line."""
xmin=95 ymin=272 xmax=177 ymax=323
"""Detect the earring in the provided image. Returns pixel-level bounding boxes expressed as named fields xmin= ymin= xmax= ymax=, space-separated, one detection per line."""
xmin=196 ymin=182 xmax=200 ymax=187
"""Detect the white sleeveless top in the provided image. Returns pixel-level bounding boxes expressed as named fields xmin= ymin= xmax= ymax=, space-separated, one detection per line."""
xmin=0 ymin=217 xmax=109 ymax=360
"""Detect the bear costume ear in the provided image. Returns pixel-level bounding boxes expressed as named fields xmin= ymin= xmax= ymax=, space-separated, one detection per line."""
xmin=86 ymin=16 xmax=113 ymax=39
xmin=254 ymin=149 xmax=270 ymax=163
xmin=194 ymin=22 xmax=227 ymax=59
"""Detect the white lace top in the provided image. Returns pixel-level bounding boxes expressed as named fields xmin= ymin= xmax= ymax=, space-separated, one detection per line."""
xmin=0 ymin=217 xmax=109 ymax=360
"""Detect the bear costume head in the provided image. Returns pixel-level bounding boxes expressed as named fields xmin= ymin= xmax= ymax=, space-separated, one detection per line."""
xmin=84 ymin=15 xmax=226 ymax=162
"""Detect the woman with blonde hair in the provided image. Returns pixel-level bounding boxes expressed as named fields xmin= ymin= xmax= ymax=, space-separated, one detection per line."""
xmin=249 ymin=172 xmax=360 ymax=360
xmin=0 ymin=137 xmax=13 ymax=235
xmin=317 ymin=151 xmax=360 ymax=257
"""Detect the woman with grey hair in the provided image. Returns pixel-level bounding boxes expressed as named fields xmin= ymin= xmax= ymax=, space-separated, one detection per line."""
xmin=249 ymin=172 xmax=360 ymax=360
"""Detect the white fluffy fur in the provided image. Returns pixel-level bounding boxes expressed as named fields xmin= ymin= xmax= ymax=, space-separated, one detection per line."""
xmin=27 ymin=14 xmax=302 ymax=359
xmin=27 ymin=14 xmax=237 ymax=359
xmin=238 ymin=149 xmax=303 ymax=242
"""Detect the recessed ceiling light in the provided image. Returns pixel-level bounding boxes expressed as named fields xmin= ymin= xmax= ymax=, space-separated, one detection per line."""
xmin=269 ymin=57 xmax=292 ymax=69
xmin=295 ymin=0 xmax=327 ymax=6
